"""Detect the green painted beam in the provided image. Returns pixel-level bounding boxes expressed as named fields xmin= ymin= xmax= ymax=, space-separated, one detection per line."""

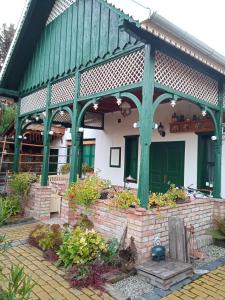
xmin=13 ymin=100 xmax=22 ymax=172
xmin=138 ymin=44 xmax=155 ymax=208
xmin=213 ymin=82 xmax=224 ymax=198
xmin=0 ymin=88 xmax=19 ymax=98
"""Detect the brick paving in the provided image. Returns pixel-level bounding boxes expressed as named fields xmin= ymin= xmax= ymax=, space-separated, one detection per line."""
xmin=0 ymin=223 xmax=114 ymax=300
xmin=161 ymin=265 xmax=225 ymax=300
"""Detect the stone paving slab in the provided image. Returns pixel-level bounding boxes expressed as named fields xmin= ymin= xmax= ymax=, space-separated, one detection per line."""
xmin=0 ymin=223 xmax=114 ymax=300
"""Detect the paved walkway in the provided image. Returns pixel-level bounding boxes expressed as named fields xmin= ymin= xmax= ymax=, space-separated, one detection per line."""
xmin=0 ymin=223 xmax=114 ymax=300
xmin=162 ymin=265 xmax=225 ymax=300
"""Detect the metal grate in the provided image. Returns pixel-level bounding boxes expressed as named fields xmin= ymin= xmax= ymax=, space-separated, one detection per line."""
xmin=20 ymin=87 xmax=48 ymax=115
xmin=51 ymin=76 xmax=75 ymax=105
xmin=46 ymin=0 xmax=76 ymax=25
xmin=80 ymin=49 xmax=145 ymax=97
xmin=155 ymin=51 xmax=218 ymax=106
xmin=83 ymin=112 xmax=104 ymax=129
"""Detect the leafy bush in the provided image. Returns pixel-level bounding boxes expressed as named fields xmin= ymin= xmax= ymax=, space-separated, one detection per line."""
xmin=101 ymin=238 xmax=119 ymax=266
xmin=208 ymin=217 xmax=225 ymax=240
xmin=0 ymin=106 xmax=16 ymax=135
xmin=110 ymin=190 xmax=140 ymax=209
xmin=0 ymin=196 xmax=20 ymax=226
xmin=58 ymin=226 xmax=107 ymax=267
xmin=28 ymin=224 xmax=63 ymax=251
xmin=67 ymin=263 xmax=115 ymax=290
xmin=60 ymin=163 xmax=70 ymax=174
xmin=66 ymin=175 xmax=110 ymax=207
xmin=0 ymin=265 xmax=34 ymax=300
xmin=148 ymin=184 xmax=188 ymax=209
xmin=9 ymin=173 xmax=37 ymax=203
xmin=82 ymin=164 xmax=94 ymax=174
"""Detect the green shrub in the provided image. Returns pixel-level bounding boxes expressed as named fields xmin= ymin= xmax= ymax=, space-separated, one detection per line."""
xmin=0 ymin=197 xmax=18 ymax=226
xmin=29 ymin=224 xmax=63 ymax=251
xmin=58 ymin=226 xmax=107 ymax=267
xmin=82 ymin=164 xmax=94 ymax=174
xmin=207 ymin=217 xmax=225 ymax=240
xmin=60 ymin=163 xmax=70 ymax=174
xmin=101 ymin=238 xmax=119 ymax=266
xmin=110 ymin=190 xmax=140 ymax=209
xmin=0 ymin=265 xmax=34 ymax=300
xmin=9 ymin=173 xmax=37 ymax=199
xmin=66 ymin=175 xmax=110 ymax=207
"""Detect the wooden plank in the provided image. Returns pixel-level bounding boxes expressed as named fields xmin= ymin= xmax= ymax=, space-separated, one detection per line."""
xmin=70 ymin=2 xmax=78 ymax=70
xmin=108 ymin=10 xmax=119 ymax=54
xmin=168 ymin=217 xmax=187 ymax=263
xmin=83 ymin=0 xmax=92 ymax=65
xmin=59 ymin=9 xmax=68 ymax=76
xmin=91 ymin=0 xmax=101 ymax=61
xmin=65 ymin=5 xmax=73 ymax=72
xmin=49 ymin=22 xmax=56 ymax=80
xmin=76 ymin=0 xmax=85 ymax=67
xmin=53 ymin=16 xmax=62 ymax=77
xmin=99 ymin=5 xmax=110 ymax=58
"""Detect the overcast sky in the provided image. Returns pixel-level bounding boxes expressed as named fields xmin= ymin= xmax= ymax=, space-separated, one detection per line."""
xmin=0 ymin=0 xmax=225 ymax=57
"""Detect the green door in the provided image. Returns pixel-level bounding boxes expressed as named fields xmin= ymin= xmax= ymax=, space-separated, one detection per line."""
xmin=150 ymin=141 xmax=185 ymax=193
xmin=82 ymin=144 xmax=95 ymax=168
xmin=124 ymin=136 xmax=139 ymax=182
xmin=49 ymin=149 xmax=59 ymax=174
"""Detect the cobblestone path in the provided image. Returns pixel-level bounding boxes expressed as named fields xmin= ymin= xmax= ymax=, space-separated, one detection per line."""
xmin=162 ymin=265 xmax=225 ymax=300
xmin=0 ymin=223 xmax=114 ymax=300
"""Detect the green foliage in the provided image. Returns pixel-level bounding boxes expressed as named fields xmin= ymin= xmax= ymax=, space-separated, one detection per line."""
xmin=58 ymin=226 xmax=107 ymax=267
xmin=101 ymin=238 xmax=119 ymax=266
xmin=110 ymin=190 xmax=140 ymax=209
xmin=0 ymin=23 xmax=15 ymax=67
xmin=148 ymin=184 xmax=187 ymax=209
xmin=208 ymin=217 xmax=225 ymax=240
xmin=0 ymin=196 xmax=20 ymax=226
xmin=60 ymin=163 xmax=70 ymax=174
xmin=9 ymin=173 xmax=37 ymax=199
xmin=0 ymin=265 xmax=34 ymax=300
xmin=0 ymin=106 xmax=16 ymax=135
xmin=82 ymin=164 xmax=94 ymax=174
xmin=29 ymin=224 xmax=63 ymax=251
xmin=66 ymin=175 xmax=110 ymax=207
xmin=0 ymin=234 xmax=11 ymax=254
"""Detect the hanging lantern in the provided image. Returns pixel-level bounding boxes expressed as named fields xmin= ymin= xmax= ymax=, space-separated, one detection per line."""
xmin=120 ymin=101 xmax=131 ymax=118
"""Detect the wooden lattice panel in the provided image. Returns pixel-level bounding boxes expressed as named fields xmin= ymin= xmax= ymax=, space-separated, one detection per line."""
xmin=54 ymin=111 xmax=71 ymax=124
xmin=51 ymin=76 xmax=75 ymax=104
xmin=20 ymin=88 xmax=48 ymax=115
xmin=155 ymin=51 xmax=218 ymax=106
xmin=80 ymin=49 xmax=145 ymax=97
xmin=46 ymin=0 xmax=76 ymax=25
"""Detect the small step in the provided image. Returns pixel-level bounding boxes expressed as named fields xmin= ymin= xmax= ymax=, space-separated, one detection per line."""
xmin=137 ymin=258 xmax=193 ymax=290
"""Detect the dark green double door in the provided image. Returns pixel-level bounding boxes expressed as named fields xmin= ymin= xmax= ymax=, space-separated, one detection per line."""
xmin=150 ymin=141 xmax=185 ymax=193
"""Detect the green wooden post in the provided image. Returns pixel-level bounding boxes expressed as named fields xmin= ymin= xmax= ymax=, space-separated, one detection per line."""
xmin=41 ymin=84 xmax=52 ymax=186
xmin=69 ymin=102 xmax=81 ymax=183
xmin=13 ymin=100 xmax=22 ymax=173
xmin=138 ymin=44 xmax=155 ymax=208
xmin=213 ymin=82 xmax=224 ymax=198
xmin=69 ymin=72 xmax=82 ymax=183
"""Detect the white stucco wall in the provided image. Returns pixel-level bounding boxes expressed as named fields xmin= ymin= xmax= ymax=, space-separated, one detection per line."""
xmin=83 ymin=101 xmax=201 ymax=189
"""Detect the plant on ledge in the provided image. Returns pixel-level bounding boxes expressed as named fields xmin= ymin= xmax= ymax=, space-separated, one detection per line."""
xmin=66 ymin=175 xmax=111 ymax=208
xmin=110 ymin=190 xmax=140 ymax=209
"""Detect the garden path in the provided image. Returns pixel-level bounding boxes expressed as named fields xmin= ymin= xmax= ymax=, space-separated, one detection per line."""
xmin=0 ymin=223 xmax=114 ymax=300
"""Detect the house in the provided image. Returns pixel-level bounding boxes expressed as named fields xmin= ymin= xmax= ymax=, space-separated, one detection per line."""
xmin=0 ymin=0 xmax=225 ymax=208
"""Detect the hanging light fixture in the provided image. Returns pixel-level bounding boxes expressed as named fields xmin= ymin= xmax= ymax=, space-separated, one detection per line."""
xmin=116 ymin=97 xmax=122 ymax=106
xmin=49 ymin=130 xmax=54 ymax=135
xmin=170 ymin=99 xmax=177 ymax=108
xmin=35 ymin=115 xmax=40 ymax=121
xmin=211 ymin=136 xmax=217 ymax=141
xmin=93 ymin=102 xmax=98 ymax=110
xmin=120 ymin=101 xmax=132 ymax=118
xmin=201 ymin=109 xmax=207 ymax=117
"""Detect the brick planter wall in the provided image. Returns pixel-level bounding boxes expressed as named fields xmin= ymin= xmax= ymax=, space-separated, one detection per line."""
xmin=26 ymin=184 xmax=225 ymax=263
xmin=25 ymin=183 xmax=52 ymax=222
xmin=61 ymin=197 xmax=225 ymax=263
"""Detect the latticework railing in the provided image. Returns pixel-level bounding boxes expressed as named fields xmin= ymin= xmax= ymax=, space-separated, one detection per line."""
xmin=46 ymin=0 xmax=76 ymax=25
xmin=20 ymin=87 xmax=48 ymax=115
xmin=155 ymin=51 xmax=218 ymax=106
xmin=51 ymin=76 xmax=75 ymax=105
xmin=80 ymin=49 xmax=145 ymax=97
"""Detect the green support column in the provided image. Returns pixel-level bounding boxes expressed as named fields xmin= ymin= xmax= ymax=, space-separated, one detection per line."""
xmin=41 ymin=84 xmax=51 ymax=186
xmin=138 ymin=44 xmax=155 ymax=208
xmin=13 ymin=100 xmax=22 ymax=173
xmin=69 ymin=102 xmax=81 ymax=183
xmin=213 ymin=82 xmax=224 ymax=198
